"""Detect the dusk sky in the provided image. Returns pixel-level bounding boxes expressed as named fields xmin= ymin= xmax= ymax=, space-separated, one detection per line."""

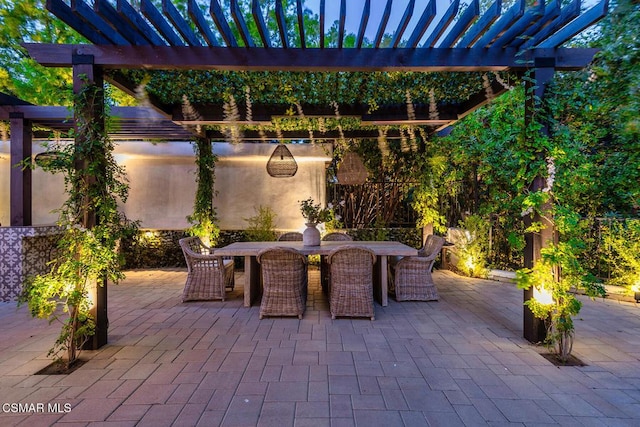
xmin=302 ymin=0 xmax=452 ymax=42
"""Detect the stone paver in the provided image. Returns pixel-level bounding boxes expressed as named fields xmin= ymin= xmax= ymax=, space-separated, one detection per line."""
xmin=1 ymin=268 xmax=640 ymax=426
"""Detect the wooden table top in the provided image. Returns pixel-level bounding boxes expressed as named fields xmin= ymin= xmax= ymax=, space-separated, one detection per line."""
xmin=214 ymin=240 xmax=418 ymax=257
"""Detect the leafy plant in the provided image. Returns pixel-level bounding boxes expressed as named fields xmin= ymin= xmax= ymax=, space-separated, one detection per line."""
xmin=516 ymin=241 xmax=605 ymax=362
xmin=244 ymin=206 xmax=277 ymax=242
xmin=18 ymin=83 xmax=136 ymax=368
xmin=601 ymin=219 xmax=640 ymax=292
xmin=186 ymin=137 xmax=220 ymax=246
xmin=299 ymin=197 xmax=332 ymax=224
xmin=454 ymin=215 xmax=490 ymax=278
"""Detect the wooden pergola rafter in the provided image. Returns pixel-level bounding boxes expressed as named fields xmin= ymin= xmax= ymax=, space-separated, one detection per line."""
xmin=19 ymin=0 xmax=608 ymax=136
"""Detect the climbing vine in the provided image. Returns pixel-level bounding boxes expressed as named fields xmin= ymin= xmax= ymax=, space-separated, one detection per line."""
xmin=18 ymin=82 xmax=137 ymax=368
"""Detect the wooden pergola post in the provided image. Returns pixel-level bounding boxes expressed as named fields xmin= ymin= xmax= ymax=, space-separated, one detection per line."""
xmin=9 ymin=112 xmax=32 ymax=226
xmin=73 ymin=54 xmax=108 ymax=350
xmin=522 ymin=59 xmax=557 ymax=343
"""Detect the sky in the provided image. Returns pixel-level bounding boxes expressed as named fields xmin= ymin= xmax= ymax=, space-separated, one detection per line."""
xmin=302 ymin=0 xmax=453 ymax=42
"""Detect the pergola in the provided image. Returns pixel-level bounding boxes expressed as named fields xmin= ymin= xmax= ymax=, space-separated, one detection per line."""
xmin=6 ymin=0 xmax=609 ymax=348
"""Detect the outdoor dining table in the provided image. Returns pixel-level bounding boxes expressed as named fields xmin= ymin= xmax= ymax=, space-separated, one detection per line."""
xmin=215 ymin=240 xmax=418 ymax=307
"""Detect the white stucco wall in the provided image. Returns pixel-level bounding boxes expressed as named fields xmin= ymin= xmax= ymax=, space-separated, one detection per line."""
xmin=0 ymin=140 xmax=332 ymax=231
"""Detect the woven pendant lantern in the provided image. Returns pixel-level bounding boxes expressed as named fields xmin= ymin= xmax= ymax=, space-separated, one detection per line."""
xmin=267 ymin=144 xmax=298 ymax=177
xmin=337 ymin=151 xmax=367 ymax=185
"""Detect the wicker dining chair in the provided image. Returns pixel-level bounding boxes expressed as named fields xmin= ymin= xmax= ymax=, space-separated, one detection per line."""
xmin=320 ymin=232 xmax=353 ymax=293
xmin=391 ymin=235 xmax=445 ymax=301
xmin=322 ymin=232 xmax=353 ymax=242
xmin=278 ymin=232 xmax=303 ymax=241
xmin=256 ymin=247 xmax=308 ymax=319
xmin=327 ymin=246 xmax=377 ymax=320
xmin=179 ymin=237 xmax=235 ymax=302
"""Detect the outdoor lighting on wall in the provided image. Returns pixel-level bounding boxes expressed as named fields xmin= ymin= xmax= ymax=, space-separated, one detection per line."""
xmin=266 ymin=144 xmax=298 ymax=178
xmin=34 ymin=151 xmax=64 ymax=168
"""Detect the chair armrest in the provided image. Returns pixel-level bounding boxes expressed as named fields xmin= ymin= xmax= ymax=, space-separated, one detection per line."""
xmin=396 ymin=256 xmax=436 ymax=272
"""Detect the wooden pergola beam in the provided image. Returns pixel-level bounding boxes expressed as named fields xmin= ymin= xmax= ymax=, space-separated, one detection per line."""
xmin=23 ymin=44 xmax=600 ymax=72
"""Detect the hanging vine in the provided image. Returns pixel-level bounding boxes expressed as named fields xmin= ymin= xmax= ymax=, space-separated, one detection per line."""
xmin=18 ymin=81 xmax=137 ymax=369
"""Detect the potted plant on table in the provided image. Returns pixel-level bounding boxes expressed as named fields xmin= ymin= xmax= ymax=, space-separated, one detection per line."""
xmin=299 ymin=197 xmax=332 ymax=246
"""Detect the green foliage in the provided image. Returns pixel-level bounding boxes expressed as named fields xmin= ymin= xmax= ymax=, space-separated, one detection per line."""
xmin=186 ymin=138 xmax=220 ymax=246
xmin=516 ymin=240 xmax=605 ymax=362
xmin=601 ymin=219 xmax=640 ymax=290
xmin=17 ymin=83 xmax=136 ymax=368
xmin=299 ymin=197 xmax=332 ymax=224
xmin=244 ymin=205 xmax=277 ymax=242
xmin=454 ymin=215 xmax=490 ymax=278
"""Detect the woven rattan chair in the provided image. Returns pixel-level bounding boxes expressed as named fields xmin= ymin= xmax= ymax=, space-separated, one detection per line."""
xmin=179 ymin=237 xmax=235 ymax=302
xmin=327 ymin=246 xmax=377 ymax=320
xmin=278 ymin=232 xmax=303 ymax=241
xmin=391 ymin=235 xmax=445 ymax=301
xmin=322 ymin=232 xmax=353 ymax=242
xmin=256 ymin=247 xmax=308 ymax=319
xmin=320 ymin=232 xmax=353 ymax=293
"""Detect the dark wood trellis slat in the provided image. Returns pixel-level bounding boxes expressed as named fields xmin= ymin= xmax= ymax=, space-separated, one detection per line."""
xmin=405 ymin=0 xmax=436 ymax=49
xmin=252 ymin=0 xmax=271 ymax=48
xmin=490 ymin=0 xmax=545 ymax=48
xmin=537 ymin=0 xmax=608 ymax=49
xmin=117 ymin=0 xmax=167 ymax=46
xmin=46 ymin=0 xmax=111 ymax=45
xmin=439 ymin=0 xmax=479 ymax=48
xmin=275 ymin=0 xmax=289 ymax=48
xmin=71 ymin=0 xmax=130 ymax=45
xmin=391 ymin=0 xmax=414 ymax=48
xmin=509 ymin=0 xmax=561 ymax=48
xmin=296 ymin=0 xmax=306 ymax=49
xmin=356 ymin=0 xmax=370 ymax=49
xmin=475 ymin=0 xmax=524 ymax=48
xmin=210 ymin=0 xmax=238 ymax=47
xmin=422 ymin=0 xmax=459 ymax=48
xmin=374 ymin=0 xmax=393 ymax=48
xmin=188 ymin=0 xmax=220 ymax=47
xmin=24 ymin=44 xmax=600 ymax=72
xmin=231 ymin=0 xmax=255 ymax=47
xmin=458 ymin=0 xmax=501 ymax=48
xmin=140 ymin=0 xmax=184 ymax=46
xmin=162 ymin=0 xmax=201 ymax=46
xmin=521 ymin=0 xmax=582 ymax=50
xmin=94 ymin=0 xmax=149 ymax=46
xmin=338 ymin=0 xmax=346 ymax=49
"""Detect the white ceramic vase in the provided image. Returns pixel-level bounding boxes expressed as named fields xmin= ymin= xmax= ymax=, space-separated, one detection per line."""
xmin=303 ymin=223 xmax=321 ymax=246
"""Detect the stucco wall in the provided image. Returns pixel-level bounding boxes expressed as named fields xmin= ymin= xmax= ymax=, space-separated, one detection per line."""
xmin=0 ymin=140 xmax=332 ymax=231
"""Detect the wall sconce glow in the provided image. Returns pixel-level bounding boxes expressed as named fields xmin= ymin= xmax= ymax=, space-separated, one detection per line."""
xmin=533 ymin=286 xmax=554 ymax=305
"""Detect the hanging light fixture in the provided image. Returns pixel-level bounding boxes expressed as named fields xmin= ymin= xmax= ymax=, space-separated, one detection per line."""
xmin=266 ymin=144 xmax=298 ymax=178
xmin=337 ymin=151 xmax=367 ymax=185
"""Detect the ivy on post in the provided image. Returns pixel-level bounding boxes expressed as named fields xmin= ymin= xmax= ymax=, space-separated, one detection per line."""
xmin=72 ymin=54 xmax=108 ymax=350
xmin=522 ymin=58 xmax=557 ymax=344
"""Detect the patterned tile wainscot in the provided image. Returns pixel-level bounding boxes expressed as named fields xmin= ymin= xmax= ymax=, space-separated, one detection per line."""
xmin=0 ymin=226 xmax=62 ymax=302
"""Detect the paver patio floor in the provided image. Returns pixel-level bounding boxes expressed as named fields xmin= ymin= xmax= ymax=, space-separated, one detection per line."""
xmin=1 ymin=267 xmax=640 ymax=426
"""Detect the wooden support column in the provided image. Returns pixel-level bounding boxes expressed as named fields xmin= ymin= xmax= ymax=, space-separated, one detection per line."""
xmin=522 ymin=60 xmax=556 ymax=343
xmin=9 ymin=112 xmax=32 ymax=226
xmin=73 ymin=54 xmax=108 ymax=350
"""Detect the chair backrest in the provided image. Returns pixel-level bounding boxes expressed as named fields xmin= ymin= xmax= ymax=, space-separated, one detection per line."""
xmin=179 ymin=236 xmax=206 ymax=255
xmin=278 ymin=232 xmax=303 ymax=241
xmin=419 ymin=235 xmax=446 ymax=259
xmin=257 ymin=247 xmax=307 ymax=283
xmin=322 ymin=232 xmax=353 ymax=241
xmin=327 ymin=245 xmax=376 ymax=267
